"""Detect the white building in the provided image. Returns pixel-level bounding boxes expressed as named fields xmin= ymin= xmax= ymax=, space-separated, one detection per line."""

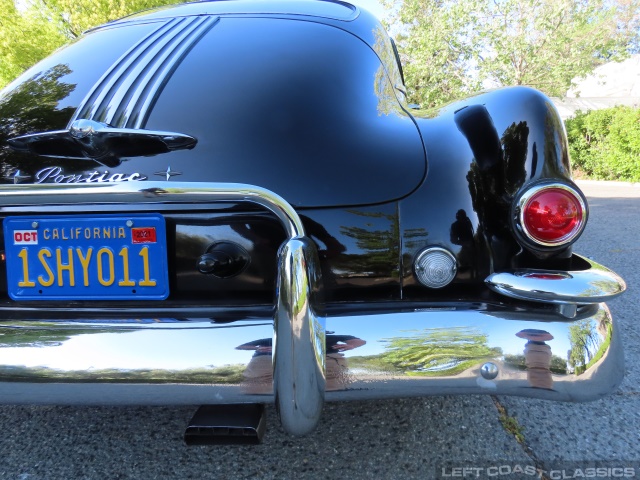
xmin=552 ymin=54 xmax=640 ymax=119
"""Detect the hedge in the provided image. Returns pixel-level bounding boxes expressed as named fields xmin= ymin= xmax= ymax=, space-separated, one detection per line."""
xmin=565 ymin=105 xmax=640 ymax=181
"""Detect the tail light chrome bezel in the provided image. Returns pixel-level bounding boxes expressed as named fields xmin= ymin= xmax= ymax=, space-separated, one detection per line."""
xmin=513 ymin=182 xmax=588 ymax=249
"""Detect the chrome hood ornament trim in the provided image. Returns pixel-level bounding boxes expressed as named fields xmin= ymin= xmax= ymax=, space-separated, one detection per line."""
xmin=8 ymin=119 xmax=197 ymax=168
xmin=7 ymin=15 xmax=219 ymax=166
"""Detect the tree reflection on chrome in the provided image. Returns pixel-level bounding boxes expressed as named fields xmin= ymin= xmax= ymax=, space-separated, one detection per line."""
xmin=350 ymin=326 xmax=501 ymax=377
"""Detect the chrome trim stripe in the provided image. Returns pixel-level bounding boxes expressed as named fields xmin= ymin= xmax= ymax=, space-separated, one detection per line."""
xmin=96 ymin=17 xmax=199 ymax=127
xmin=0 ymin=182 xmax=304 ymax=238
xmin=485 ymin=254 xmax=626 ymax=304
xmin=71 ymin=18 xmax=182 ymax=125
xmin=70 ymin=16 xmax=218 ymax=129
xmin=127 ymin=16 xmax=219 ymax=129
xmin=0 ymin=304 xmax=622 ymax=404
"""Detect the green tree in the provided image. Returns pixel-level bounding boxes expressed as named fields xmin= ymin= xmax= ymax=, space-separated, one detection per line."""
xmin=475 ymin=0 xmax=638 ymax=97
xmin=376 ymin=326 xmax=501 ymax=376
xmin=568 ymin=319 xmax=601 ymax=374
xmin=40 ymin=0 xmax=182 ymax=39
xmin=338 ymin=209 xmax=401 ymax=278
xmin=565 ymin=106 xmax=640 ymax=181
xmin=387 ymin=0 xmax=640 ymax=108
xmin=0 ymin=0 xmax=66 ymax=87
xmin=0 ymin=0 xmax=181 ymax=88
xmin=384 ymin=0 xmax=482 ymax=108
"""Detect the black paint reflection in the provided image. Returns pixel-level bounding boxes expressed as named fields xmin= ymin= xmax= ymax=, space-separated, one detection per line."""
xmin=372 ymin=24 xmax=404 ymax=116
xmin=337 ymin=209 xmax=399 ymax=278
xmin=456 ymin=106 xmax=527 ymax=270
xmin=301 ymin=215 xmax=347 ymax=261
xmin=0 ymin=65 xmax=77 ymax=182
xmin=236 ymin=333 xmax=366 ymax=394
xmin=501 ymin=121 xmax=529 ymax=193
xmin=450 ymin=209 xmax=475 ymax=277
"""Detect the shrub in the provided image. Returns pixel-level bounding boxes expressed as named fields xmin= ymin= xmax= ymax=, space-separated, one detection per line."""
xmin=565 ymin=105 xmax=640 ymax=181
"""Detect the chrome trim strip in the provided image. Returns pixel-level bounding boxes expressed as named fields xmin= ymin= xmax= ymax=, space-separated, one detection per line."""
xmin=0 ymin=182 xmax=305 ymax=238
xmin=97 ymin=17 xmax=199 ymax=127
xmin=71 ymin=16 xmax=218 ymax=129
xmin=274 ymin=238 xmax=325 ymax=435
xmin=72 ymin=18 xmax=182 ymax=125
xmin=128 ymin=16 xmax=219 ymax=129
xmin=0 ymin=303 xmax=622 ymax=404
xmin=485 ymin=254 xmax=626 ymax=304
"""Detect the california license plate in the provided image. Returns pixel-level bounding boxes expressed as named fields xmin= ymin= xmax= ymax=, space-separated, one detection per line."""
xmin=4 ymin=214 xmax=169 ymax=300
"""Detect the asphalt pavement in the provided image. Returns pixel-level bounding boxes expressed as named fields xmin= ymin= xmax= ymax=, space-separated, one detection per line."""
xmin=0 ymin=180 xmax=638 ymax=480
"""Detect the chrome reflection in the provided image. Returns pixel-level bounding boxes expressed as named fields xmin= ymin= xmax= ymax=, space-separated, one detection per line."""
xmin=347 ymin=326 xmax=501 ymax=377
xmin=0 ymin=182 xmax=306 ymax=238
xmin=0 ymin=303 xmax=621 ymax=405
xmin=0 ymin=319 xmax=273 ymax=385
xmin=515 ymin=329 xmax=555 ymax=389
xmin=485 ymin=254 xmax=626 ymax=304
xmin=273 ymin=237 xmax=325 ymax=436
xmin=568 ymin=307 xmax=614 ymax=375
xmin=237 ymin=333 xmax=366 ymax=394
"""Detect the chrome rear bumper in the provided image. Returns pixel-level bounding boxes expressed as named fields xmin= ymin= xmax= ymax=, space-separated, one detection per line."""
xmin=0 ymin=182 xmax=627 ymax=436
xmin=0 ymin=302 xmax=623 ymax=403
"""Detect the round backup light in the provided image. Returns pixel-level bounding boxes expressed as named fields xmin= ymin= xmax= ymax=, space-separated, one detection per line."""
xmin=414 ymin=247 xmax=457 ymax=288
xmin=518 ymin=184 xmax=586 ymax=247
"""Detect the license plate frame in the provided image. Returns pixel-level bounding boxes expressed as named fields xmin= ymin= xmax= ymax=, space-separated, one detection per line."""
xmin=4 ymin=214 xmax=169 ymax=301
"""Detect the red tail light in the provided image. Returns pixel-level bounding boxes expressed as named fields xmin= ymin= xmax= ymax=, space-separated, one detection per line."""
xmin=517 ymin=184 xmax=587 ymax=247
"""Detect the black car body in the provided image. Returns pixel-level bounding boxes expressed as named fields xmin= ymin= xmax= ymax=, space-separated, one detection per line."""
xmin=0 ymin=0 xmax=626 ymax=436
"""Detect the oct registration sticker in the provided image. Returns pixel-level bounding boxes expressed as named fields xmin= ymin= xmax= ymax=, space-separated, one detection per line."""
xmin=3 ymin=214 xmax=169 ymax=301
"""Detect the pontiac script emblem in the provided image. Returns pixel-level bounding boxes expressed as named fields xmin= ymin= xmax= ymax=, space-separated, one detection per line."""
xmin=6 ymin=167 xmax=148 ymax=184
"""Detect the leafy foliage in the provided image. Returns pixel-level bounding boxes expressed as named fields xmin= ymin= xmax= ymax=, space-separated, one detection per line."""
xmin=386 ymin=0 xmax=640 ymax=108
xmin=567 ymin=318 xmax=604 ymax=374
xmin=565 ymin=106 xmax=640 ymax=181
xmin=474 ymin=0 xmax=636 ymax=96
xmin=365 ymin=326 xmax=502 ymax=376
xmin=39 ymin=0 xmax=181 ymax=39
xmin=0 ymin=0 xmax=66 ymax=87
xmin=0 ymin=65 xmax=77 ymax=179
xmin=383 ymin=0 xmax=482 ymax=109
xmin=0 ymin=0 xmax=181 ymax=88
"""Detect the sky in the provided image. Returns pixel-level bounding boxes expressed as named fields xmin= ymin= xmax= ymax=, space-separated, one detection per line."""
xmin=0 ymin=312 xmax=576 ymax=371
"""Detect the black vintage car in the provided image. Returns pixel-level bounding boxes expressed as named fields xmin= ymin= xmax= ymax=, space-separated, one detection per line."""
xmin=0 ymin=0 xmax=626 ymax=441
